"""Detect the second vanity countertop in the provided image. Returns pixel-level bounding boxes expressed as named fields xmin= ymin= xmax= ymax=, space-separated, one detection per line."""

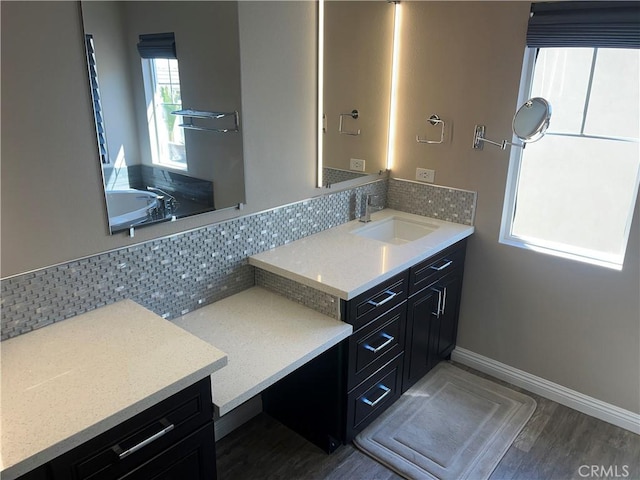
xmin=0 ymin=300 xmax=228 ymax=480
xmin=174 ymin=286 xmax=353 ymax=417
xmin=249 ymin=209 xmax=475 ymax=300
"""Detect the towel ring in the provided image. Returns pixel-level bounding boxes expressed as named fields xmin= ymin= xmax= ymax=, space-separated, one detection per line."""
xmin=416 ymin=114 xmax=445 ymax=144
xmin=338 ymin=109 xmax=360 ymax=136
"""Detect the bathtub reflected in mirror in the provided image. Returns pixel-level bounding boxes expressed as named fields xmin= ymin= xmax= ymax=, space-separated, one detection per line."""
xmin=106 ymin=190 xmax=162 ymax=231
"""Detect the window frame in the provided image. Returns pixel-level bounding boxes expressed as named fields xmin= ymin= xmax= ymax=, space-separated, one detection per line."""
xmin=141 ymin=57 xmax=187 ymax=172
xmin=499 ymin=47 xmax=640 ymax=271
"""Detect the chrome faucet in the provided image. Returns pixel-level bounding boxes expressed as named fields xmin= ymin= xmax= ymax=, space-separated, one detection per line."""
xmin=359 ymin=194 xmax=382 ymax=223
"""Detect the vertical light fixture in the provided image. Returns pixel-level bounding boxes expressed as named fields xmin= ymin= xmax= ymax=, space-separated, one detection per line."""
xmin=386 ymin=1 xmax=402 ymax=170
xmin=317 ymin=0 xmax=325 ymax=188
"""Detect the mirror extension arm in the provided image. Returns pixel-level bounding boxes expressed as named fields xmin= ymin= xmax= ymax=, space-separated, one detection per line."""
xmin=472 ymin=125 xmax=524 ymax=150
xmin=473 ymin=97 xmax=551 ymax=151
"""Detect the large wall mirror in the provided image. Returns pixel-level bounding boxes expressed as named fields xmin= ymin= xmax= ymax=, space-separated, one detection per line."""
xmin=322 ymin=1 xmax=394 ymax=187
xmin=81 ymin=1 xmax=245 ymax=234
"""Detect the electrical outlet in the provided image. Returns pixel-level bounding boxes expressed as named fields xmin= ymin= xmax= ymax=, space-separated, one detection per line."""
xmin=350 ymin=158 xmax=366 ymax=172
xmin=416 ymin=168 xmax=435 ymax=183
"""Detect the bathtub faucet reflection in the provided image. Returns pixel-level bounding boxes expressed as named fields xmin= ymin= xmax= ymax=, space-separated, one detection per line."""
xmin=147 ymin=187 xmax=178 ymax=218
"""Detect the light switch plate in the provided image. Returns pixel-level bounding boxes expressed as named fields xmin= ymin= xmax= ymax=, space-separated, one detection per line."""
xmin=416 ymin=168 xmax=435 ymax=183
xmin=350 ymin=158 xmax=366 ymax=172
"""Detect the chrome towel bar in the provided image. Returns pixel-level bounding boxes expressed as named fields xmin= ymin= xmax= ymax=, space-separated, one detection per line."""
xmin=172 ymin=109 xmax=240 ymax=133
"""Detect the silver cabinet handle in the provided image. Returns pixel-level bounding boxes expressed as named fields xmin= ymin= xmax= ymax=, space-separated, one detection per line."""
xmin=361 ymin=384 xmax=392 ymax=407
xmin=429 ymin=259 xmax=453 ymax=271
xmin=441 ymin=286 xmax=448 ymax=315
xmin=431 ymin=287 xmax=442 ymax=317
xmin=367 ymin=290 xmax=398 ymax=307
xmin=364 ymin=333 xmax=394 ymax=353
xmin=115 ymin=419 xmax=174 ymax=460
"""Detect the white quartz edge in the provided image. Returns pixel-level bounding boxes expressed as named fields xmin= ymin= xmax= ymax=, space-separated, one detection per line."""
xmin=1 ymin=300 xmax=228 ymax=480
xmin=174 ymin=286 xmax=353 ymax=416
xmin=249 ymin=209 xmax=474 ymax=300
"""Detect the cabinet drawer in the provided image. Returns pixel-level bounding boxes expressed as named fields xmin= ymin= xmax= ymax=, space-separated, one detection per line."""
xmin=409 ymin=240 xmax=466 ymax=295
xmin=344 ymin=271 xmax=409 ymax=331
xmin=347 ymin=302 xmax=406 ymax=390
xmin=122 ymin=421 xmax=216 ymax=480
xmin=345 ymin=354 xmax=403 ymax=442
xmin=51 ymin=378 xmax=212 ymax=480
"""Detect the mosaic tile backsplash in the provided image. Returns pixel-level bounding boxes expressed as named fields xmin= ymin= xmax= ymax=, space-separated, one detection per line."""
xmin=1 ymin=180 xmax=388 ymax=340
xmin=1 ymin=176 xmax=477 ymax=340
xmin=255 ymin=269 xmax=340 ymax=320
xmin=387 ymin=178 xmax=476 ymax=226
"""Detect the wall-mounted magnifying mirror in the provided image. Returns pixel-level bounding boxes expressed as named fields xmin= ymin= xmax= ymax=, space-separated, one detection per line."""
xmin=473 ymin=97 xmax=552 ymax=150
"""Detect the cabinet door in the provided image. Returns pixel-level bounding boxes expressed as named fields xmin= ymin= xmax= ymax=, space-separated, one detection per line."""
xmin=403 ymin=287 xmax=440 ymax=392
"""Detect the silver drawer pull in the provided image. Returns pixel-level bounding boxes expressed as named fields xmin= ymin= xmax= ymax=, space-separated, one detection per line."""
xmin=364 ymin=333 xmax=394 ymax=353
xmin=361 ymin=384 xmax=392 ymax=407
xmin=429 ymin=259 xmax=453 ymax=271
xmin=367 ymin=290 xmax=398 ymax=307
xmin=115 ymin=419 xmax=174 ymax=460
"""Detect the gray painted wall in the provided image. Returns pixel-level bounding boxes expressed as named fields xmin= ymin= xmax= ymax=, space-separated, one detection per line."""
xmin=1 ymin=1 xmax=319 ymax=276
xmin=2 ymin=1 xmax=638 ymax=415
xmin=391 ymin=2 xmax=640 ymax=414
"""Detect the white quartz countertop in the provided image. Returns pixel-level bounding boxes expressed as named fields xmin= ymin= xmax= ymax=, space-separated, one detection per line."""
xmin=174 ymin=286 xmax=353 ymax=416
xmin=0 ymin=300 xmax=228 ymax=480
xmin=249 ymin=209 xmax=474 ymax=300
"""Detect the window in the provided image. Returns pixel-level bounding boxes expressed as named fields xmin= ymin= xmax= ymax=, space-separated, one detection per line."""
xmin=84 ymin=34 xmax=110 ymax=165
xmin=142 ymin=58 xmax=187 ymax=170
xmin=500 ymin=47 xmax=640 ymax=270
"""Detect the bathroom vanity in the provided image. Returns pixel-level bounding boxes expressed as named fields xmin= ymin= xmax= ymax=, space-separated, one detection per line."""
xmin=0 ymin=301 xmax=227 ymax=480
xmin=250 ymin=209 xmax=473 ymax=450
xmin=1 ymin=209 xmax=473 ymax=479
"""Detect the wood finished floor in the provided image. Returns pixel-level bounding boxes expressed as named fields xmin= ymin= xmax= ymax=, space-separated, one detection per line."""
xmin=215 ymin=362 xmax=640 ymax=480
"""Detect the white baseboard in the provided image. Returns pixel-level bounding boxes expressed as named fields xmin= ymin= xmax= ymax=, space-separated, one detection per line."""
xmin=451 ymin=347 xmax=640 ymax=435
xmin=214 ymin=395 xmax=263 ymax=440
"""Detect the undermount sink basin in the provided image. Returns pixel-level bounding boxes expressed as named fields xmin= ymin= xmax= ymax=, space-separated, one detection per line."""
xmin=352 ymin=216 xmax=439 ymax=245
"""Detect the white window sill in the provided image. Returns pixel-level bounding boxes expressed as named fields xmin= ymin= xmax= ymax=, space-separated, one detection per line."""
xmin=499 ymin=235 xmax=624 ymax=271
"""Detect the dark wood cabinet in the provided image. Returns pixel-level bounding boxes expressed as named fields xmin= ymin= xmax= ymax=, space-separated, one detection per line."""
xmin=262 ymin=343 xmax=345 ymax=454
xmin=341 ymin=274 xmax=409 ymax=442
xmin=404 ymin=285 xmax=441 ymax=389
xmin=17 ymin=378 xmax=216 ymax=480
xmin=263 ymin=272 xmax=410 ymax=450
xmin=264 ymin=239 xmax=467 ymax=451
xmin=403 ymin=240 xmax=466 ymax=392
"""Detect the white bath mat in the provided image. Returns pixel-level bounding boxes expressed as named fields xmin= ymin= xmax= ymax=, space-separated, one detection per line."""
xmin=354 ymin=362 xmax=536 ymax=480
